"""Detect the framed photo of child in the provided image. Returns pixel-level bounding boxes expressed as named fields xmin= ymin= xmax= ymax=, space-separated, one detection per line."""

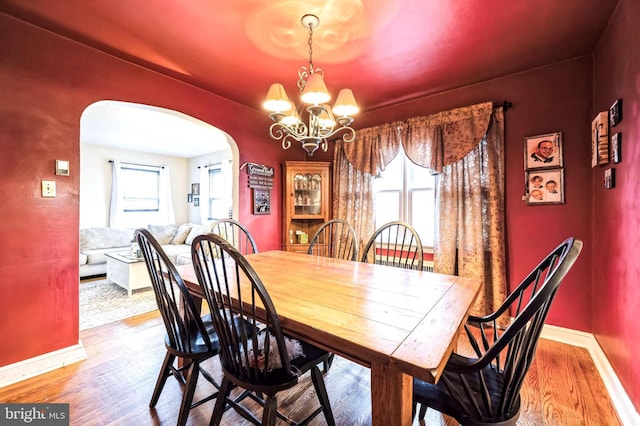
xmin=526 ymin=168 xmax=564 ymax=205
xmin=524 ymin=132 xmax=563 ymax=170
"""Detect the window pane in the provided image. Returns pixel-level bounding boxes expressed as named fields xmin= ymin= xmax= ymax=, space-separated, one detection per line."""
xmin=375 ymin=191 xmax=400 ymax=226
xmin=409 ymin=164 xmax=435 ymax=189
xmin=374 ymin=155 xmax=403 ymax=191
xmin=121 ymin=166 xmax=160 ymax=211
xmin=410 ymin=188 xmax=435 ymax=246
xmin=372 ymin=149 xmax=437 ymax=249
xmin=208 ymin=165 xmax=232 ymax=220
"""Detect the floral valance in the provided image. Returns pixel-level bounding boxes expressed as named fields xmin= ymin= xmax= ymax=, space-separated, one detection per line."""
xmin=341 ymin=101 xmax=494 ymax=174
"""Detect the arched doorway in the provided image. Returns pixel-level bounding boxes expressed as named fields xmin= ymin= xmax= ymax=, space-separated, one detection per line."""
xmin=78 ymin=100 xmax=239 ymax=329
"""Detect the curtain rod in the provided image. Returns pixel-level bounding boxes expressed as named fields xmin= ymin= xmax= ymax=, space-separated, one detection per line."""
xmin=498 ymin=101 xmax=512 ymax=111
xmin=107 ymin=160 xmax=164 ymax=169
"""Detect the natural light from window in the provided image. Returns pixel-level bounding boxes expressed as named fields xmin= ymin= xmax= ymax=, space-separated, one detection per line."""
xmin=373 ymin=147 xmax=436 ymax=247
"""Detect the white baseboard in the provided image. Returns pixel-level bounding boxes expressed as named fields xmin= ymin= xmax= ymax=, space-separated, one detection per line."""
xmin=0 ymin=341 xmax=87 ymax=389
xmin=541 ymin=324 xmax=640 ymax=425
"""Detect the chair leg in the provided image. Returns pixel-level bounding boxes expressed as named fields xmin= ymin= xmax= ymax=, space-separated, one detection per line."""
xmin=323 ymin=353 xmax=335 ymax=374
xmin=418 ymin=403 xmax=427 ymax=420
xmin=177 ymin=360 xmax=200 ymax=426
xmin=262 ymin=394 xmax=278 ymax=426
xmin=209 ymin=377 xmax=233 ymax=426
xmin=310 ymin=365 xmax=335 ymax=426
xmin=149 ymin=352 xmax=175 ymax=408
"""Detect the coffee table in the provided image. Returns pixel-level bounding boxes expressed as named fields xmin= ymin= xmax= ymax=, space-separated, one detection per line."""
xmin=105 ymin=251 xmax=152 ymax=296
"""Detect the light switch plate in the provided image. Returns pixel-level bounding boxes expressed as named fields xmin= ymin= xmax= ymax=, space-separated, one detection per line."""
xmin=42 ymin=180 xmax=56 ymax=197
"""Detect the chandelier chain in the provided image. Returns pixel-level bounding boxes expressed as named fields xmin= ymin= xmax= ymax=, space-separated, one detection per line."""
xmin=307 ymin=21 xmax=314 ymax=74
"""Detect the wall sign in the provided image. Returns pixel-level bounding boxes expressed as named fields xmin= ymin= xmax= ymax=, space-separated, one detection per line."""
xmin=243 ymin=162 xmax=274 ymax=215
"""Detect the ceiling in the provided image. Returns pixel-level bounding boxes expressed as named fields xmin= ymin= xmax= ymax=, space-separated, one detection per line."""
xmin=81 ymin=101 xmax=231 ymax=158
xmin=2 ymin=0 xmax=618 ymax=150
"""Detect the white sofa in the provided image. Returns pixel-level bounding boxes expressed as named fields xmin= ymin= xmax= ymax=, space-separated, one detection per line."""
xmin=79 ymin=223 xmax=211 ymax=278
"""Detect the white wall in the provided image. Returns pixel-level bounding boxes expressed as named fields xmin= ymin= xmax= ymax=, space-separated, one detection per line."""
xmin=79 ymin=144 xmax=189 ymax=228
xmin=187 ymin=147 xmax=233 ymax=224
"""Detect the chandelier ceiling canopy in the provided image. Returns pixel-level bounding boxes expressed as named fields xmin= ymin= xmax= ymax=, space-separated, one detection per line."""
xmin=263 ymin=14 xmax=360 ymax=156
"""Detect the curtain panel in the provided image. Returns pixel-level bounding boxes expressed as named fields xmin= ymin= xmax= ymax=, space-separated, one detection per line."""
xmin=435 ymin=108 xmax=506 ymax=316
xmin=333 ymin=101 xmax=506 ymax=316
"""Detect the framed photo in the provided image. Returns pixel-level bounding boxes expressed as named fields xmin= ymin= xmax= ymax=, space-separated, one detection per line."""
xmin=524 ymin=132 xmax=562 ymax=170
xmin=526 ymin=169 xmax=564 ymax=205
xmin=609 ymin=99 xmax=622 ymax=128
xmin=191 ymin=183 xmax=200 ymax=195
xmin=253 ymin=189 xmax=271 ymax=215
xmin=611 ymin=133 xmax=621 ymax=164
xmin=591 ymin=111 xmax=609 ymax=167
xmin=604 ymin=168 xmax=615 ymax=189
xmin=193 ymin=197 xmax=199 ymax=207
xmin=187 ymin=194 xmax=193 ymax=203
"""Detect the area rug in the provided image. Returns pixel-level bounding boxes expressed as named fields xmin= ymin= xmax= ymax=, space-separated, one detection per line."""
xmin=79 ymin=278 xmax=158 ymax=330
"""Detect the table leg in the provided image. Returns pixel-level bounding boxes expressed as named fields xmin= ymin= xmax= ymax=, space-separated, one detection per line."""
xmin=370 ymin=361 xmax=413 ymax=425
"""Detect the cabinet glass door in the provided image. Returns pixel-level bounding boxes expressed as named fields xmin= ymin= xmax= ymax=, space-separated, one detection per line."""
xmin=293 ymin=173 xmax=322 ymax=216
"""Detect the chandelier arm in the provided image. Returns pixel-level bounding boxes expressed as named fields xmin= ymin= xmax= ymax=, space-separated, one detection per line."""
xmin=340 ymin=127 xmax=356 ymax=143
xmin=281 ymin=135 xmax=292 ymax=150
xmin=268 ymin=122 xmax=288 ymax=140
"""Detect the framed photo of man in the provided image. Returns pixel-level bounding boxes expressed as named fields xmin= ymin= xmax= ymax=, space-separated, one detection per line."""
xmin=526 ymin=168 xmax=565 ymax=205
xmin=524 ymin=132 xmax=563 ymax=170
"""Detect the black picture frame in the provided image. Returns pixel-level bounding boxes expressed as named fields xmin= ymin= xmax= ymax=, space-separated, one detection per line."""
xmin=191 ymin=183 xmax=200 ymax=195
xmin=187 ymin=194 xmax=193 ymax=203
xmin=604 ymin=168 xmax=615 ymax=189
xmin=609 ymin=99 xmax=622 ymax=128
xmin=194 ymin=197 xmax=199 ymax=207
xmin=526 ymin=168 xmax=565 ymax=205
xmin=611 ymin=132 xmax=621 ymax=164
xmin=253 ymin=189 xmax=271 ymax=215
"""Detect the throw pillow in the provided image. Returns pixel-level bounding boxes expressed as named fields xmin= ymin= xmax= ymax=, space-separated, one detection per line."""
xmin=148 ymin=224 xmax=177 ymax=245
xmin=185 ymin=224 xmax=210 ymax=245
xmin=171 ymin=223 xmax=193 ymax=244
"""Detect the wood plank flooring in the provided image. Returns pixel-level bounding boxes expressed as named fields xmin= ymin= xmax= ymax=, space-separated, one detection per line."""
xmin=0 ymin=310 xmax=621 ymax=425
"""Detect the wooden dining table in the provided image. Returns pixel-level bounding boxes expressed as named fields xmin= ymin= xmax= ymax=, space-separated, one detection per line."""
xmin=176 ymin=250 xmax=482 ymax=426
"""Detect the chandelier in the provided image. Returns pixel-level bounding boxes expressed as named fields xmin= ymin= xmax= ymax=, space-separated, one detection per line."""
xmin=263 ymin=14 xmax=359 ymax=156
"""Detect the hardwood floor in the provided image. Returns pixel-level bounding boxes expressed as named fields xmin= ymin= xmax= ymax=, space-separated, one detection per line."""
xmin=0 ymin=311 xmax=621 ymax=426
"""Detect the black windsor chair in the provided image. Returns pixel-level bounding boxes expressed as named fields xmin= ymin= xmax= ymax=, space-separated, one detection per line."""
xmin=413 ymin=237 xmax=583 ymax=425
xmin=191 ymin=233 xmax=335 ymax=426
xmin=307 ymin=218 xmax=359 ymax=261
xmin=361 ymin=220 xmax=424 ymax=270
xmin=210 ymin=218 xmax=258 ymax=255
xmin=136 ymin=228 xmax=221 ymax=426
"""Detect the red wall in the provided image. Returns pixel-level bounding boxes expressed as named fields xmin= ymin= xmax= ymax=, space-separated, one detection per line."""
xmin=360 ymin=58 xmax=594 ymax=332
xmin=0 ymin=14 xmax=307 ymax=366
xmin=592 ymin=0 xmax=640 ymax=412
xmin=2 ymin=6 xmax=637 ymax=413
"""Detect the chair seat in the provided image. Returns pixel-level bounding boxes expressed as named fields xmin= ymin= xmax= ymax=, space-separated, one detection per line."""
xmin=414 ymin=353 xmax=520 ymax=425
xmin=222 ymin=334 xmax=331 ymax=393
xmin=163 ymin=329 xmax=220 ymax=359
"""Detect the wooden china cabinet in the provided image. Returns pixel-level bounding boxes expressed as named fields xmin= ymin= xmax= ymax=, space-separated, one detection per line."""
xmin=281 ymin=161 xmax=331 ymax=253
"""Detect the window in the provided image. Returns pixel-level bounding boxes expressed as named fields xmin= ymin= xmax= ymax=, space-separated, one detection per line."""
xmin=207 ymin=162 xmax=232 ymax=220
xmin=373 ymin=148 xmax=436 ymax=247
xmin=120 ymin=163 xmax=161 ymax=212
